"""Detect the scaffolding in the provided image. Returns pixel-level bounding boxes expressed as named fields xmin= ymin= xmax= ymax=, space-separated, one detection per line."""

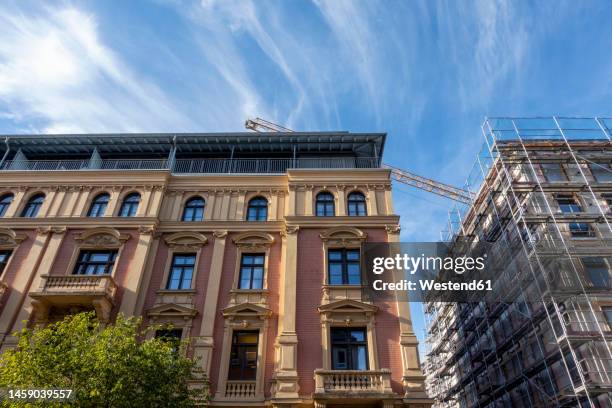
xmin=424 ymin=117 xmax=612 ymax=408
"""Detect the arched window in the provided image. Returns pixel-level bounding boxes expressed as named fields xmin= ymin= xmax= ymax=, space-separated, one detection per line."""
xmin=316 ymin=192 xmax=335 ymax=217
xmin=118 ymin=193 xmax=140 ymax=217
xmin=246 ymin=197 xmax=268 ymax=221
xmin=88 ymin=193 xmax=110 ymax=217
xmin=0 ymin=194 xmax=14 ymax=217
xmin=20 ymin=194 xmax=45 ymax=218
xmin=182 ymin=197 xmax=205 ymax=221
xmin=347 ymin=192 xmax=367 ymax=216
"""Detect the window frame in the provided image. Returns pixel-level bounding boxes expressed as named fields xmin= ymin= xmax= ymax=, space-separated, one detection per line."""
xmin=238 ymin=253 xmax=266 ymax=290
xmin=347 ymin=191 xmax=367 ymax=216
xmin=72 ymin=249 xmax=118 ymax=276
xmin=0 ymin=194 xmax=14 ymax=217
xmin=327 ymin=248 xmax=362 ymax=285
xmin=330 ymin=327 xmax=369 ymax=370
xmin=118 ymin=192 xmax=141 ymax=217
xmin=88 ymin=193 xmax=110 ymax=218
xmin=555 ymin=194 xmax=594 ymax=238
xmin=581 ymin=257 xmax=611 ymax=289
xmin=0 ymin=250 xmax=12 ymax=278
xmin=155 ymin=328 xmax=184 ymax=354
xmin=20 ymin=193 xmax=45 ymax=218
xmin=590 ymin=162 xmax=612 ymax=183
xmin=166 ymin=253 xmax=197 ymax=290
xmin=182 ymin=196 xmax=205 ymax=222
xmin=316 ymin=191 xmax=335 ymax=217
xmin=246 ymin=197 xmax=268 ymax=221
xmin=540 ymin=163 xmax=568 ymax=182
xmin=228 ymin=330 xmax=259 ymax=381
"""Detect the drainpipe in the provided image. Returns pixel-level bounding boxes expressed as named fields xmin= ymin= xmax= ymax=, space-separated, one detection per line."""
xmin=0 ymin=137 xmax=10 ymax=169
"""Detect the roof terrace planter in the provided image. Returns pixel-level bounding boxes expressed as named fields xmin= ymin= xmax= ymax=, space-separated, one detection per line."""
xmin=29 ymin=274 xmax=117 ymax=323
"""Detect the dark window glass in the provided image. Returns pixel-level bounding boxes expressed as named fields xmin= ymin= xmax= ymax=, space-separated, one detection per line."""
xmin=541 ymin=164 xmax=567 ymax=182
xmin=0 ymin=194 xmax=13 ymax=217
xmin=328 ymin=249 xmax=361 ymax=285
xmin=88 ymin=193 xmax=110 ymax=217
xmin=247 ymin=197 xmax=268 ymax=221
xmin=603 ymin=194 xmax=612 ymax=214
xmin=582 ymin=257 xmax=611 ymax=288
xmin=316 ymin=192 xmax=335 ymax=217
xmin=0 ymin=250 xmax=11 ymax=277
xmin=591 ymin=162 xmax=612 ymax=182
xmin=239 ymin=254 xmax=265 ymax=289
xmin=347 ymin=192 xmax=367 ymax=216
xmin=155 ymin=329 xmax=182 ymax=354
xmin=229 ymin=331 xmax=258 ymax=380
xmin=182 ymin=197 xmax=205 ymax=221
xmin=20 ymin=194 xmax=44 ymax=218
xmin=331 ymin=327 xmax=368 ymax=370
xmin=73 ymin=250 xmax=117 ymax=275
xmin=603 ymin=307 xmax=612 ymax=330
xmin=119 ymin=193 xmax=140 ymax=217
xmin=556 ymin=195 xmax=592 ymax=237
xmin=166 ymin=254 xmax=196 ymax=290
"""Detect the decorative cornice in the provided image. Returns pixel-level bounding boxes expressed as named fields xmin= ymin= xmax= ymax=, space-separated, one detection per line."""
xmin=232 ymin=231 xmax=275 ymax=249
xmin=213 ymin=230 xmax=228 ymax=239
xmin=319 ymin=226 xmax=367 ymax=243
xmin=164 ymin=231 xmax=208 ymax=250
xmin=385 ymin=224 xmax=401 ymax=235
xmin=0 ymin=228 xmax=27 ymax=248
xmin=74 ymin=227 xmax=130 ymax=248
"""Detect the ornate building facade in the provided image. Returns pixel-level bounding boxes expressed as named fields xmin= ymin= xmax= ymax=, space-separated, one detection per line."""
xmin=0 ymin=132 xmax=430 ymax=407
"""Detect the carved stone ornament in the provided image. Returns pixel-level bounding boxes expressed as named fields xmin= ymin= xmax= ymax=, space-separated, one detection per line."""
xmin=232 ymin=231 xmax=274 ymax=250
xmin=74 ymin=227 xmax=130 ymax=248
xmin=319 ymin=226 xmax=366 ymax=244
xmin=164 ymin=231 xmax=208 ymax=250
xmin=0 ymin=228 xmax=27 ymax=248
xmin=385 ymin=224 xmax=401 ymax=235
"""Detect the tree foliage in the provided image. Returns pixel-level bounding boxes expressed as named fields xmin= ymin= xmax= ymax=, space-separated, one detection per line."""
xmin=0 ymin=312 xmax=204 ymax=407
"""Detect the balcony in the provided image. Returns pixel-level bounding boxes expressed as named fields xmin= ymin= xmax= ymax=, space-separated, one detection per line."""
xmin=29 ymin=274 xmax=117 ymax=323
xmin=0 ymin=157 xmax=380 ymax=174
xmin=314 ymin=369 xmax=395 ymax=400
xmin=224 ymin=381 xmax=257 ymax=400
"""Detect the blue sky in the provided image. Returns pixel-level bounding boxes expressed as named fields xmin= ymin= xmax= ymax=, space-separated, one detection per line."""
xmin=1 ymin=0 xmax=611 ymax=352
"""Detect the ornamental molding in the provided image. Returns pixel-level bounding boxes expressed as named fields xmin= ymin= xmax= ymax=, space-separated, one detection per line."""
xmin=213 ymin=230 xmax=228 ymax=239
xmin=232 ymin=231 xmax=274 ymax=249
xmin=385 ymin=224 xmax=401 ymax=235
xmin=319 ymin=226 xmax=366 ymax=244
xmin=164 ymin=231 xmax=208 ymax=250
xmin=74 ymin=227 xmax=130 ymax=248
xmin=0 ymin=228 xmax=27 ymax=248
xmin=281 ymin=225 xmax=300 ymax=237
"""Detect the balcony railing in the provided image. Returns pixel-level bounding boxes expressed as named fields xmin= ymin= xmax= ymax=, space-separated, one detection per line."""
xmin=34 ymin=274 xmax=117 ymax=298
xmin=314 ymin=369 xmax=394 ymax=395
xmin=224 ymin=381 xmax=257 ymax=399
xmin=0 ymin=157 xmax=380 ymax=174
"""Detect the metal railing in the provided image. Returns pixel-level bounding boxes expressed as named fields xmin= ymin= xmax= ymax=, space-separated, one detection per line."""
xmin=0 ymin=157 xmax=380 ymax=173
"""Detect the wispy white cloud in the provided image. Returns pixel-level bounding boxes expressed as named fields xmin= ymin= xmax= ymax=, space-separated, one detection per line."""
xmin=0 ymin=5 xmax=193 ymax=133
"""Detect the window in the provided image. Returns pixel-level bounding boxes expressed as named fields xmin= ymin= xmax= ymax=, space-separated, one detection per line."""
xmin=20 ymin=194 xmax=44 ymax=218
xmin=155 ymin=329 xmax=183 ymax=354
xmin=581 ymin=257 xmax=610 ymax=288
xmin=331 ymin=327 xmax=368 ymax=370
xmin=229 ymin=331 xmax=258 ymax=380
xmin=0 ymin=194 xmax=13 ymax=217
xmin=603 ymin=307 xmax=612 ymax=330
xmin=166 ymin=254 xmax=196 ymax=290
xmin=0 ymin=250 xmax=11 ymax=277
xmin=316 ymin=192 xmax=335 ymax=216
xmin=556 ymin=195 xmax=592 ymax=237
xmin=603 ymin=194 xmax=612 ymax=214
xmin=182 ymin=197 xmax=205 ymax=221
xmin=347 ymin=192 xmax=367 ymax=216
xmin=590 ymin=162 xmax=612 ymax=182
xmin=328 ymin=249 xmax=361 ymax=285
xmin=238 ymin=254 xmax=265 ymax=289
xmin=88 ymin=193 xmax=110 ymax=217
xmin=541 ymin=164 xmax=567 ymax=182
xmin=246 ymin=197 xmax=268 ymax=221
xmin=73 ymin=250 xmax=118 ymax=275
xmin=118 ymin=193 xmax=140 ymax=217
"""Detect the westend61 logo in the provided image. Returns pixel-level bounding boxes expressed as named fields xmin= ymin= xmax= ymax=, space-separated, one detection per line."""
xmin=362 ymin=242 xmax=499 ymax=303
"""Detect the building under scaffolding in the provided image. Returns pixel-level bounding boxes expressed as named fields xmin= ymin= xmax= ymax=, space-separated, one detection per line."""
xmin=424 ymin=117 xmax=612 ymax=408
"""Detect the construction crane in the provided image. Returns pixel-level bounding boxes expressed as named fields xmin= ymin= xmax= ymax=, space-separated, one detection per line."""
xmin=244 ymin=118 xmax=473 ymax=204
